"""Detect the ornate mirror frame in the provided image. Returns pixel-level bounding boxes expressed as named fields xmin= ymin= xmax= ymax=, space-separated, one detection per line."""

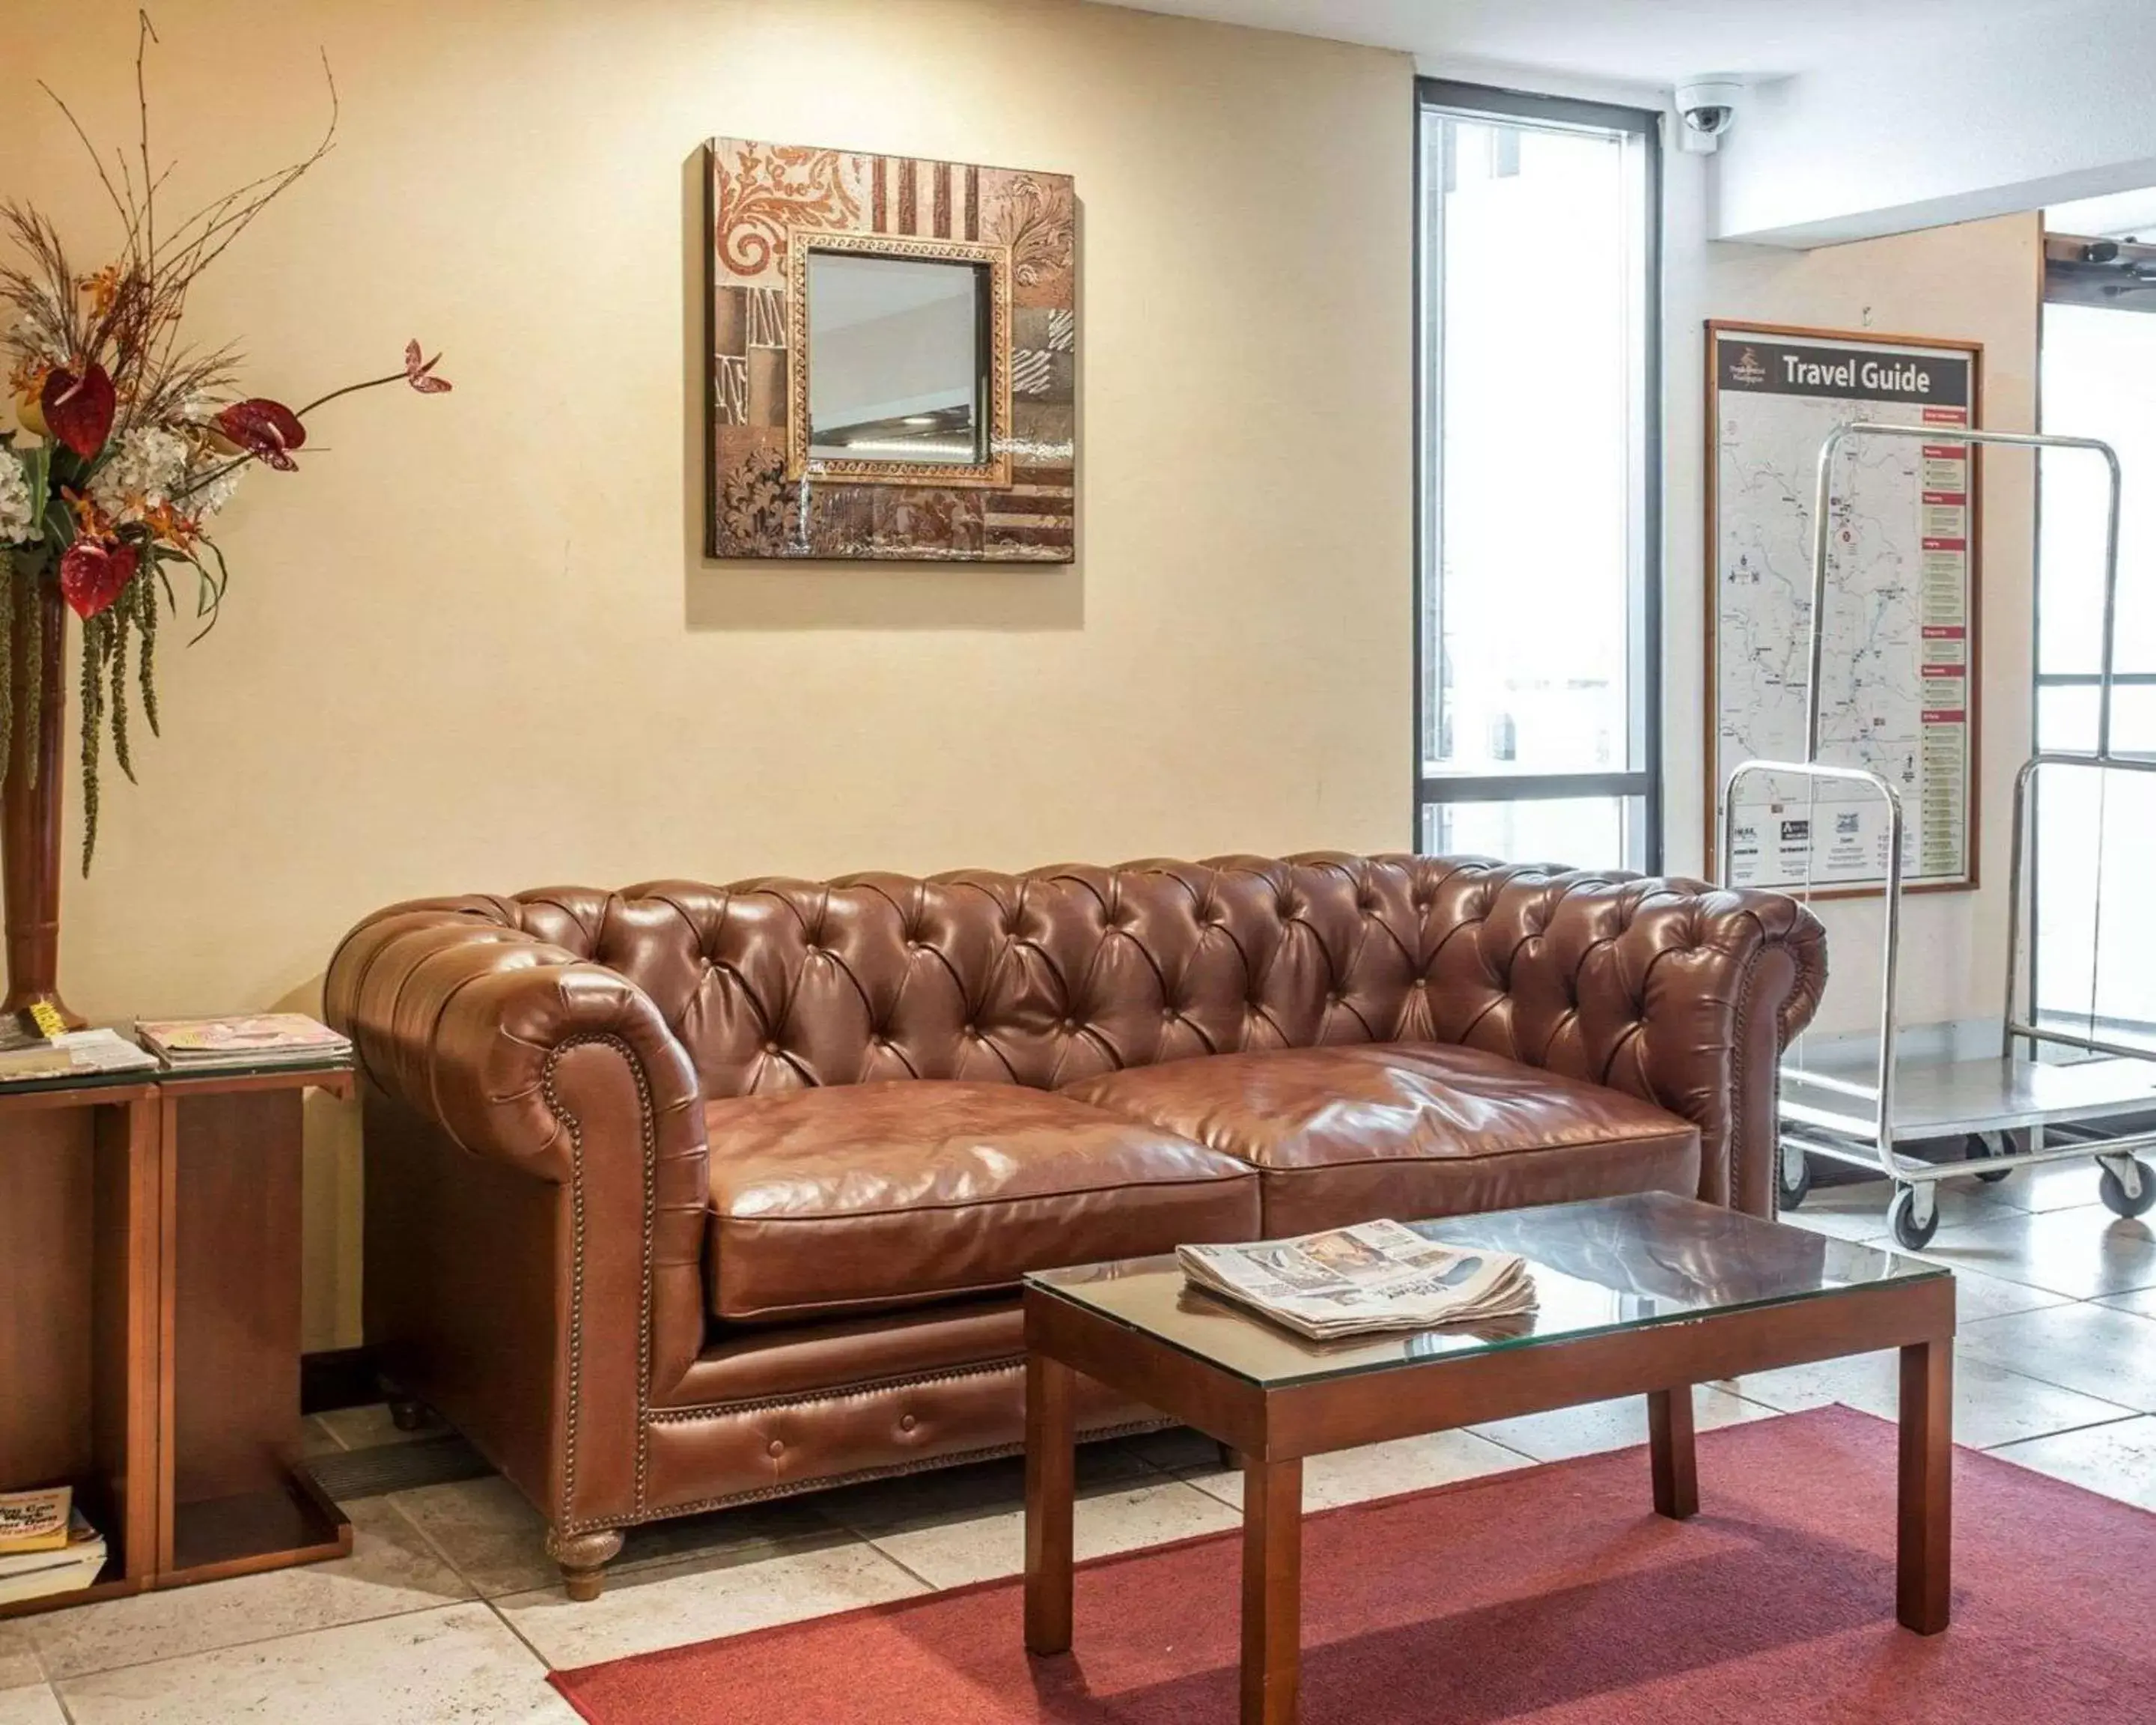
xmin=783 ymin=229 xmax=1014 ymax=491
xmin=705 ymin=137 xmax=1077 ymax=563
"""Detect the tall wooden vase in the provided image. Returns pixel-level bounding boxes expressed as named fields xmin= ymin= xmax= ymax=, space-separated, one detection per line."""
xmin=1 ymin=579 xmax=84 ymax=1028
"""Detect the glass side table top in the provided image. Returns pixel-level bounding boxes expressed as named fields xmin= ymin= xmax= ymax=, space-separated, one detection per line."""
xmin=1025 ymin=1192 xmax=1947 ymax=1390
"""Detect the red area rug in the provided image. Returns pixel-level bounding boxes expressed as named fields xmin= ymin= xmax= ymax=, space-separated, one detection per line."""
xmin=550 ymin=1406 xmax=2156 ymax=1723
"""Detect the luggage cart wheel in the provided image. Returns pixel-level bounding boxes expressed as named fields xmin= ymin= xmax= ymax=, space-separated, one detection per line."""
xmin=1778 ymin=1142 xmax=1813 ymax=1211
xmin=2098 ymin=1157 xmax=2156 ymax=1220
xmin=1888 ymin=1185 xmax=1940 ymax=1252
xmin=1964 ymin=1131 xmax=2015 ymax=1184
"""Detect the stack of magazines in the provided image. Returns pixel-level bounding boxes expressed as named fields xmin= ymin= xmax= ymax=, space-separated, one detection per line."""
xmin=0 ymin=1027 xmax=159 ymax=1086
xmin=0 ymin=1487 xmax=106 ymax=1607
xmin=1178 ymin=1220 xmax=1537 ymax=1340
xmin=136 ymin=1014 xmax=352 ymax=1069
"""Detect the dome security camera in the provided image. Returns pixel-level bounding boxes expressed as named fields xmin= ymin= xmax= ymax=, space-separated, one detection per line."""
xmin=1675 ymin=79 xmax=1745 ymax=153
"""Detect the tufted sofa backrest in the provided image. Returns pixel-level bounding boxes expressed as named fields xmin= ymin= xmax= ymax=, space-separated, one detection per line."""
xmin=453 ymin=853 xmax=1751 ymax=1104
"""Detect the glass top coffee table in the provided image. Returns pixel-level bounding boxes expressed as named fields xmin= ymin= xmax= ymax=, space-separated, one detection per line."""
xmin=1020 ymin=1192 xmax=1955 ymax=1725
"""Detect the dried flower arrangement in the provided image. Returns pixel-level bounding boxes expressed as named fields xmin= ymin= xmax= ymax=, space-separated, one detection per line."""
xmin=1 ymin=11 xmax=449 ymax=873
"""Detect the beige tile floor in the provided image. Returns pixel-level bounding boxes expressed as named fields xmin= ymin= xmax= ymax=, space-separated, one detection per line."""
xmin=4 ymin=1166 xmax=2153 ymax=1721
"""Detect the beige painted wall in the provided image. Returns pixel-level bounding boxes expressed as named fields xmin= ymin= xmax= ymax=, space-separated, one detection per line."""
xmin=1662 ymin=207 xmax=2044 ymax=1040
xmin=16 ymin=5 xmax=2047 ymax=1348
xmin=17 ymin=1 xmax=1416 ymax=1346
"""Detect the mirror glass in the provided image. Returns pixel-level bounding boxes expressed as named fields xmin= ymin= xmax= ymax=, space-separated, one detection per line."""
xmin=806 ymin=251 xmax=988 ymax=464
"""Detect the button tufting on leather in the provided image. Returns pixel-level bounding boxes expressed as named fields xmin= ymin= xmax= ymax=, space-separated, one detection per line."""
xmin=898 ymin=1413 xmax=918 ymax=1432
xmin=761 ymin=1039 xmax=779 ymax=1054
xmin=766 ymin=1438 xmax=785 ymax=1457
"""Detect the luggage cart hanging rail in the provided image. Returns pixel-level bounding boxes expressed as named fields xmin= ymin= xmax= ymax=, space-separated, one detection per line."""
xmin=1720 ymin=422 xmax=2156 ymax=1248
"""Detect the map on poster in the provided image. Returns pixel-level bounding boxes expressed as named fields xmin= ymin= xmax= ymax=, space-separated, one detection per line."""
xmin=1709 ymin=325 xmax=1978 ymax=892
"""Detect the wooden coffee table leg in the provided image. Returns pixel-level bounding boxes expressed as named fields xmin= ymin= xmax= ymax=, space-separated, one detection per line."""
xmin=1648 ymin=1385 xmax=1698 ymax=1519
xmin=1024 ymin=1354 xmax=1076 ymax=1655
xmin=1897 ymin=1338 xmax=1952 ymax=1634
xmin=1240 ymin=1454 xmax=1302 ymax=1725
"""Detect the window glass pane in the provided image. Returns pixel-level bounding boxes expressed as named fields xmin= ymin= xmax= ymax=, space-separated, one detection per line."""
xmin=2035 ymin=683 xmax=2156 ymax=755
xmin=2038 ymin=304 xmax=2156 ymax=676
xmin=2033 ymin=686 xmax=2156 ymax=1032
xmin=2035 ymin=299 xmax=2156 ymax=1034
xmin=1422 ymin=796 xmax=1639 ymax=871
xmin=2032 ymin=761 xmax=2156 ymax=1032
xmin=1423 ymin=114 xmax=1641 ymax=779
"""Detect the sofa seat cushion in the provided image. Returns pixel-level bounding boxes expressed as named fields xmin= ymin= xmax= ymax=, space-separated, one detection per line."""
xmin=702 ymin=1081 xmax=1258 ymax=1322
xmin=1061 ymin=1042 xmax=1699 ymax=1236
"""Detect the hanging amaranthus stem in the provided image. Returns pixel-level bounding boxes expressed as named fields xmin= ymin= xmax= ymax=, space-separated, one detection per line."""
xmin=135 ymin=572 xmax=159 ymax=736
xmin=109 ymin=597 xmax=134 ymax=785
xmin=79 ymin=611 xmax=105 ymax=874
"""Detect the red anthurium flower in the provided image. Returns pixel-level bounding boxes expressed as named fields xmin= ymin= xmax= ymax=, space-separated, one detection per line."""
xmin=58 ymin=538 xmax=139 ymax=620
xmin=404 ymin=340 xmax=452 ymax=395
xmin=41 ymin=362 xmax=118 ymax=458
xmin=213 ymin=398 xmax=308 ymax=472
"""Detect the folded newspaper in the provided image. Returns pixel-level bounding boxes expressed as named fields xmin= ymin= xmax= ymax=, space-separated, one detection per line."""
xmin=1178 ymin=1220 xmax=1536 ymax=1340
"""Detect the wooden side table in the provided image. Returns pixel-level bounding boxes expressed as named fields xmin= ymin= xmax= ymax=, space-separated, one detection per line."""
xmin=0 ymin=1077 xmax=159 ymax=1615
xmin=0 ymin=1053 xmax=354 ymax=1619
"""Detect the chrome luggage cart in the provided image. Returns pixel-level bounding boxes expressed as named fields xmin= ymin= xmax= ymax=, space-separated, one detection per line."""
xmin=1722 ymin=422 xmax=2156 ymax=1250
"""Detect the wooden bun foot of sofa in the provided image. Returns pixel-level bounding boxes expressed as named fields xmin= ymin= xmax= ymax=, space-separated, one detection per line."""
xmin=547 ymin=1528 xmax=623 ymax=1601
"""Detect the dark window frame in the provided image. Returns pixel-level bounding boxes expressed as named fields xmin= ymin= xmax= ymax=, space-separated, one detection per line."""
xmin=1412 ymin=78 xmax=1665 ymax=868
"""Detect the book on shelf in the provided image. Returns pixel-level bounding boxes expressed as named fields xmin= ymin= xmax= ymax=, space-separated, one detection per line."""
xmin=0 ymin=1028 xmax=159 ymax=1086
xmin=0 ymin=1507 xmax=107 ymax=1607
xmin=0 ymin=1486 xmax=72 ymax=1555
xmin=1177 ymin=1219 xmax=1538 ymax=1341
xmin=135 ymin=1013 xmax=352 ymax=1068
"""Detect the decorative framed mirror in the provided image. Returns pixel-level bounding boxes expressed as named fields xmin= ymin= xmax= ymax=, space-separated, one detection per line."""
xmin=704 ymin=138 xmax=1076 ymax=563
xmin=791 ymin=232 xmax=1011 ymax=488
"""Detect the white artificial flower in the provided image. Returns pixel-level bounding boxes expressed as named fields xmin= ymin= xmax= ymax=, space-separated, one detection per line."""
xmin=183 ymin=460 xmax=243 ymax=521
xmin=88 ymin=425 xmax=191 ymax=523
xmin=0 ymin=451 xmax=35 ymax=547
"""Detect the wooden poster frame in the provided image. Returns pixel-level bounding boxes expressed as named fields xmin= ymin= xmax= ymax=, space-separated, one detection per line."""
xmin=1704 ymin=318 xmax=1984 ymax=899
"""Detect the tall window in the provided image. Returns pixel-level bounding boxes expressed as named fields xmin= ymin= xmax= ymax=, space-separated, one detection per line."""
xmin=2035 ymin=280 xmax=2156 ymax=1041
xmin=1416 ymin=83 xmax=1660 ymax=868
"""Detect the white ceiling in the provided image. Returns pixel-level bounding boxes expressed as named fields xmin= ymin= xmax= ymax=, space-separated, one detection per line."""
xmin=1097 ymin=0 xmax=2097 ymax=88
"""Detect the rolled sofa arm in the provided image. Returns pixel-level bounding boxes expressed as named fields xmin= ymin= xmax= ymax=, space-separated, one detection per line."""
xmin=326 ymin=898 xmax=704 ymax=1183
xmin=325 ymin=898 xmax=710 ymax=1531
xmin=1423 ymin=867 xmax=1827 ymax=1217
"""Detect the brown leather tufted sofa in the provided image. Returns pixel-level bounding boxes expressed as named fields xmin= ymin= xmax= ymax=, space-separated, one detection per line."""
xmin=326 ymin=853 xmax=1825 ymax=1598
